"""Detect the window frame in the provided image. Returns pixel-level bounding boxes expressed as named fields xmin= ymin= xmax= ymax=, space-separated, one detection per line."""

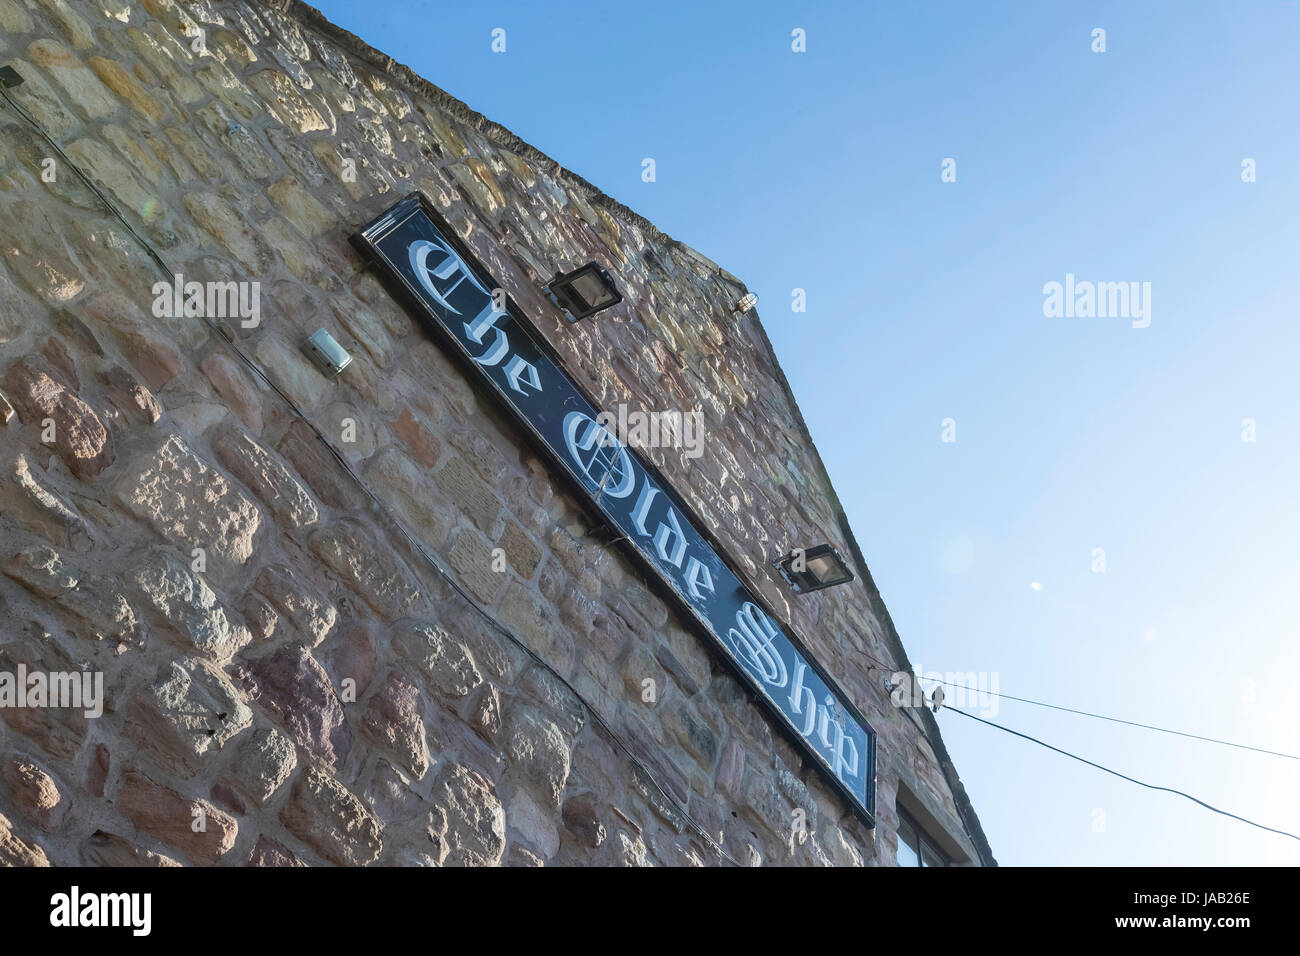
xmin=896 ymin=807 xmax=950 ymax=867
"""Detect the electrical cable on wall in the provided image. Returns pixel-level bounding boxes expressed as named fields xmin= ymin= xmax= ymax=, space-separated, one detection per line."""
xmin=0 ymin=84 xmax=753 ymax=867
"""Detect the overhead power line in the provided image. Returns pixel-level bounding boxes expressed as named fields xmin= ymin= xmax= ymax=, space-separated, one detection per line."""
xmin=912 ymin=674 xmax=1300 ymax=762
xmin=861 ymin=653 xmax=1300 ymax=764
xmin=945 ymin=705 xmax=1300 ymax=844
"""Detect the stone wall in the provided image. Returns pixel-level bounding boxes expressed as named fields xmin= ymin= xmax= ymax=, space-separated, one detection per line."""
xmin=0 ymin=0 xmax=990 ymax=866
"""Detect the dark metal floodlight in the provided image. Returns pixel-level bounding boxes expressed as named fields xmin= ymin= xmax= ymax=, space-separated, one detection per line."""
xmin=543 ymin=263 xmax=622 ymax=323
xmin=778 ymin=544 xmax=855 ymax=593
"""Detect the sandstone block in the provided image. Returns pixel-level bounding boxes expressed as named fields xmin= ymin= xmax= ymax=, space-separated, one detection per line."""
xmin=247 ymin=833 xmax=306 ymax=867
xmin=130 ymin=550 xmax=247 ymax=659
xmin=126 ymin=658 xmax=252 ymax=777
xmin=101 ymin=365 xmax=162 ymax=425
xmin=182 ymin=191 xmax=270 ymax=273
xmin=503 ymin=705 xmax=572 ymax=809
xmin=117 ymin=768 xmax=237 ymax=864
xmin=281 ymin=767 xmax=382 ymax=866
xmin=3 ymin=544 xmax=142 ymax=646
xmin=88 ymin=55 xmax=164 ymax=121
xmin=80 ymin=830 xmax=179 ymax=867
xmin=114 ymin=435 xmax=261 ymax=571
xmin=3 ymin=757 xmax=66 ymax=831
xmin=363 ymin=446 xmax=450 ymax=550
xmin=211 ymin=426 xmax=319 ymax=530
xmin=391 ymin=407 xmax=441 ymax=468
xmin=0 ymin=642 xmax=87 ymax=760
xmin=277 ymin=419 xmax=360 ymax=509
xmin=497 ymin=581 xmax=571 ymax=673
xmin=661 ymin=695 xmax=720 ymax=769
xmin=33 ymin=0 xmax=94 ymax=49
xmin=428 ymin=763 xmax=505 ymax=867
xmin=248 ymin=70 xmax=328 ymax=133
xmin=435 ymin=455 xmax=502 ymax=535
xmin=250 ymin=564 xmax=337 ymax=646
xmin=27 ymin=39 xmax=117 ymax=119
xmin=228 ymin=726 xmax=297 ymax=808
xmin=391 ymin=620 xmax=483 ymax=700
xmin=324 ymin=623 xmax=376 ymax=700
xmin=2 ymin=360 xmax=112 ymax=480
xmin=447 ymin=527 xmax=503 ymax=605
xmin=254 ymin=334 xmax=330 ymax=411
xmin=561 ymin=793 xmax=606 ymax=849
xmin=495 ymin=519 xmax=542 ymax=578
xmin=268 ymin=176 xmax=335 ymax=236
xmin=233 ymin=643 xmax=351 ymax=771
xmin=361 ymin=669 xmax=429 ymax=779
xmin=0 ymin=811 xmax=51 ymax=866
xmin=309 ymin=521 xmax=423 ymax=619
xmin=198 ymin=353 xmax=263 ymax=433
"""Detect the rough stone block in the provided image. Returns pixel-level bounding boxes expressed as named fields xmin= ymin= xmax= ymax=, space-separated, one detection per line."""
xmin=391 ymin=620 xmax=483 ymax=700
xmin=126 ymin=658 xmax=252 ymax=777
xmin=309 ymin=521 xmax=424 ymax=619
xmin=435 ymin=455 xmax=502 ymax=535
xmin=0 ymin=811 xmax=50 ymax=866
xmin=211 ymin=426 xmax=319 ymax=530
xmin=116 ymin=768 xmax=237 ymax=864
xmin=228 ymin=726 xmax=297 ymax=808
xmin=250 ymin=564 xmax=337 ymax=646
xmin=232 ymin=643 xmax=351 ymax=771
xmin=114 ymin=434 xmax=261 ymax=572
xmin=427 ymin=763 xmax=505 ymax=867
xmin=281 ymin=767 xmax=383 ymax=866
xmin=361 ymin=669 xmax=429 ymax=779
xmin=2 ymin=360 xmax=112 ymax=480
xmin=447 ymin=527 xmax=504 ymax=605
xmin=131 ymin=550 xmax=248 ymax=658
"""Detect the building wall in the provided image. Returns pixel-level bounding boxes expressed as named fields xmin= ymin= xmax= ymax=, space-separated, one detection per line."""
xmin=0 ymin=0 xmax=990 ymax=866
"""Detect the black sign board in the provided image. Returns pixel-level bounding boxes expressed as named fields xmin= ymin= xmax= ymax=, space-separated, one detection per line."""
xmin=353 ymin=194 xmax=877 ymax=824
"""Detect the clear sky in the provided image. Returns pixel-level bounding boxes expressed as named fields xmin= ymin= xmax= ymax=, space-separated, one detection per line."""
xmin=311 ymin=0 xmax=1300 ymax=865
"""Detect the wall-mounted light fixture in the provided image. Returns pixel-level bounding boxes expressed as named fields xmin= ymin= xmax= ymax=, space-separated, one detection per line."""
xmin=734 ymin=292 xmax=759 ymax=315
xmin=777 ymin=544 xmax=855 ymax=593
xmin=543 ymin=263 xmax=622 ymax=323
xmin=0 ymin=66 xmax=24 ymax=89
xmin=302 ymin=328 xmax=352 ymax=378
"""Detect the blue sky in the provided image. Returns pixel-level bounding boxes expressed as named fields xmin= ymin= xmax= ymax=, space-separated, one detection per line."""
xmin=312 ymin=0 xmax=1300 ymax=865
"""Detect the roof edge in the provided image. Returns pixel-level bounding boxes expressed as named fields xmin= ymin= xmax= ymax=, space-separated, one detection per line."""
xmin=278 ymin=1 xmax=750 ymax=295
